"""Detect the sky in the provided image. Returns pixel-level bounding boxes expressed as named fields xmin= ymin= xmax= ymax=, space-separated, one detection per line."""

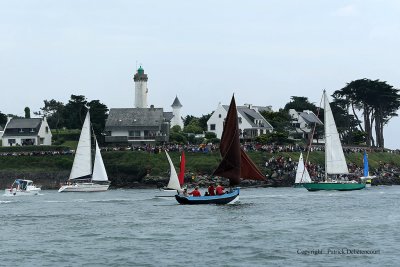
xmin=1 ymin=0 xmax=400 ymax=148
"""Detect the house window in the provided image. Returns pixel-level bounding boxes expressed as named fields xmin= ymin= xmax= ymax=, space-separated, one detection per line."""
xmin=19 ymin=128 xmax=24 ymax=133
xmin=40 ymin=138 xmax=44 ymax=145
xmin=30 ymin=128 xmax=35 ymax=133
xmin=218 ymin=114 xmax=221 ymax=118
xmin=45 ymin=127 xmax=49 ymax=133
xmin=8 ymin=139 xmax=16 ymax=145
xmin=129 ymin=131 xmax=141 ymax=137
xmin=210 ymin=124 xmax=216 ymax=131
xmin=238 ymin=117 xmax=242 ymax=124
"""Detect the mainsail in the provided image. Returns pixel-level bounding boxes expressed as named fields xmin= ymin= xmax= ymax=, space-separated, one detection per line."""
xmin=213 ymin=95 xmax=265 ymax=186
xmin=69 ymin=112 xmax=92 ymax=180
xmin=363 ymin=150 xmax=369 ymax=177
xmin=295 ymin=152 xmax=312 ymax=183
xmin=324 ymin=91 xmax=349 ymax=175
xmin=165 ymin=151 xmax=181 ymax=191
xmin=92 ymin=140 xmax=109 ymax=182
xmin=178 ymin=151 xmax=185 ymax=186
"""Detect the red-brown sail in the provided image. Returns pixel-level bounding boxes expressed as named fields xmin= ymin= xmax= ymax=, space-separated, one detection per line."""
xmin=212 ymin=95 xmax=265 ymax=186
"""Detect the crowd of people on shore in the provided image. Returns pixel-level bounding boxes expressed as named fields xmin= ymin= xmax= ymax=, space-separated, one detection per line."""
xmin=1 ymin=143 xmax=400 ymax=181
xmin=265 ymin=154 xmax=400 ymax=182
xmin=1 ymin=142 xmax=399 ymax=157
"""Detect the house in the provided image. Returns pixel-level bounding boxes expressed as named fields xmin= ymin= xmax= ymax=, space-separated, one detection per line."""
xmin=2 ymin=117 xmax=52 ymax=146
xmin=207 ymin=103 xmax=274 ymax=140
xmin=288 ymin=109 xmax=323 ymax=139
xmin=0 ymin=125 xmax=3 ymax=139
xmin=104 ymin=106 xmax=172 ymax=145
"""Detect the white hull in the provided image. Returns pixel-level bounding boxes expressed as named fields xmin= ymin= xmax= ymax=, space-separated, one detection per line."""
xmin=4 ymin=187 xmax=41 ymax=196
xmin=58 ymin=183 xmax=109 ymax=192
xmin=155 ymin=188 xmax=179 ymax=198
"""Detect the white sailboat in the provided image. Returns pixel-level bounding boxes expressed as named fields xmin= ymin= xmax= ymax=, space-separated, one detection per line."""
xmin=303 ymin=91 xmax=365 ymax=191
xmin=58 ymin=111 xmax=110 ymax=192
xmin=294 ymin=152 xmax=312 ymax=187
xmin=155 ymin=151 xmax=182 ymax=198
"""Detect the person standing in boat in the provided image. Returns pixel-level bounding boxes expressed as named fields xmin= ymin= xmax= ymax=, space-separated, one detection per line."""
xmin=216 ymin=184 xmax=225 ymax=195
xmin=207 ymin=184 xmax=215 ymax=196
xmin=188 ymin=186 xmax=201 ymax=197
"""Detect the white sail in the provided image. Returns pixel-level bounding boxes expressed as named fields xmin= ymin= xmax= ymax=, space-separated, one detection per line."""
xmin=69 ymin=112 xmax=92 ymax=180
xmin=165 ymin=151 xmax=181 ymax=191
xmin=324 ymin=92 xmax=349 ymax=175
xmin=295 ymin=152 xmax=312 ymax=183
xmin=92 ymin=140 xmax=109 ymax=182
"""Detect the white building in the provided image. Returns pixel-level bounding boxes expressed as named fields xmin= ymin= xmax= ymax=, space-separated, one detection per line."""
xmin=170 ymin=96 xmax=183 ymax=129
xmin=134 ymin=66 xmax=148 ymax=108
xmin=289 ymin=109 xmax=323 ymax=139
xmin=2 ymin=117 xmax=52 ymax=146
xmin=105 ymin=107 xmax=172 ymax=144
xmin=207 ymin=103 xmax=274 ymax=139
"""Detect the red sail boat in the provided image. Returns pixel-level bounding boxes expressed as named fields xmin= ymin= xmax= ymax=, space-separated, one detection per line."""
xmin=175 ymin=95 xmax=265 ymax=204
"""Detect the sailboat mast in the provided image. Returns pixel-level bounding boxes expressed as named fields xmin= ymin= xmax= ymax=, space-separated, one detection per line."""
xmin=323 ymin=90 xmax=328 ymax=181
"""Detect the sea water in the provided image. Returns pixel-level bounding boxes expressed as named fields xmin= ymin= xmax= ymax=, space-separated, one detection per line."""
xmin=1 ymin=186 xmax=399 ymax=267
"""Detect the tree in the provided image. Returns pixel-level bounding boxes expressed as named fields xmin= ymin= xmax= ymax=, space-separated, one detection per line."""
xmin=334 ymin=79 xmax=400 ymax=148
xmin=330 ymin=98 xmax=359 ymax=145
xmin=170 ymin=125 xmax=182 ymax=133
xmin=284 ymin=96 xmax=319 ymax=115
xmin=183 ymin=118 xmax=203 ymax=134
xmin=198 ymin=113 xmax=213 ymax=132
xmin=260 ymin=109 xmax=292 ymax=132
xmin=64 ymin=95 xmax=88 ymax=129
xmin=87 ymin=100 xmax=108 ymax=140
xmin=183 ymin=115 xmax=196 ymax=127
xmin=0 ymin=111 xmax=7 ymax=126
xmin=24 ymin=107 xmax=31 ymax=118
xmin=41 ymin=99 xmax=65 ymax=130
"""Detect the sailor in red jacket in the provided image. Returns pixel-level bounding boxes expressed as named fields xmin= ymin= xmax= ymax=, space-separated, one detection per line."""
xmin=215 ymin=184 xmax=225 ymax=195
xmin=207 ymin=184 xmax=215 ymax=196
xmin=189 ymin=186 xmax=201 ymax=197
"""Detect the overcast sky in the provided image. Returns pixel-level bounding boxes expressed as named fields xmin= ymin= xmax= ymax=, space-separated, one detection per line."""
xmin=1 ymin=0 xmax=400 ymax=148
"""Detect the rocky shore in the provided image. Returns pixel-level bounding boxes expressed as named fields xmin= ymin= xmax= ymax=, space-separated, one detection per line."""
xmin=1 ymin=171 xmax=399 ymax=190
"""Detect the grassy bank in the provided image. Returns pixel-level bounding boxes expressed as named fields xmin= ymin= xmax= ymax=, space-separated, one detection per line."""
xmin=1 ymin=151 xmax=400 ymax=177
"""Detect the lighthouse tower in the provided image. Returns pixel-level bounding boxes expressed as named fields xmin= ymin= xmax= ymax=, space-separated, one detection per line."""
xmin=133 ymin=66 xmax=148 ymax=108
xmin=171 ymin=96 xmax=183 ymax=129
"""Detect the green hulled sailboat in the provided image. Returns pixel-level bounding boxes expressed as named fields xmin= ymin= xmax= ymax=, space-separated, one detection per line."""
xmin=303 ymin=91 xmax=365 ymax=192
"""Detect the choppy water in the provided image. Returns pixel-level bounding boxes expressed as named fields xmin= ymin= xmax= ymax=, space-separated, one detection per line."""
xmin=1 ymin=186 xmax=399 ymax=267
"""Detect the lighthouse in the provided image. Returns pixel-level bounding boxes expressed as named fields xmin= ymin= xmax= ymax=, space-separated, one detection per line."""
xmin=171 ymin=96 xmax=183 ymax=129
xmin=133 ymin=66 xmax=148 ymax=108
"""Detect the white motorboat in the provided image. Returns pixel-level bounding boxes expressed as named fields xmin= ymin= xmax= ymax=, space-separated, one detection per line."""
xmin=4 ymin=179 xmax=41 ymax=196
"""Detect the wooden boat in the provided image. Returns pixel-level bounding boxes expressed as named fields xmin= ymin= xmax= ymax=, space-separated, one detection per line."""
xmin=175 ymin=95 xmax=265 ymax=204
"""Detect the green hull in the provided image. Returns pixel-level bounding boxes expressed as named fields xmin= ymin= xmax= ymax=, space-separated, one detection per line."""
xmin=303 ymin=183 xmax=365 ymax=191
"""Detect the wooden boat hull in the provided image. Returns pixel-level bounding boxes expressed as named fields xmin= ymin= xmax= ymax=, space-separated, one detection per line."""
xmin=303 ymin=183 xmax=365 ymax=191
xmin=175 ymin=188 xmax=240 ymax=205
